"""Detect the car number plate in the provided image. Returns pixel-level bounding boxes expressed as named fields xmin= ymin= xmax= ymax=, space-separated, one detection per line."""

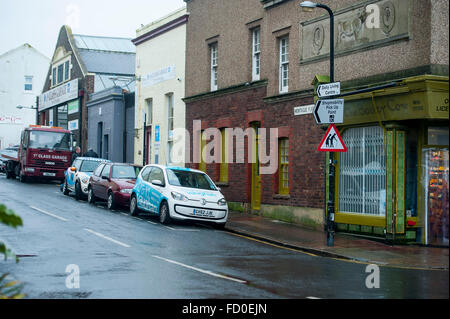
xmin=43 ymin=172 xmax=56 ymax=177
xmin=192 ymin=209 xmax=215 ymax=218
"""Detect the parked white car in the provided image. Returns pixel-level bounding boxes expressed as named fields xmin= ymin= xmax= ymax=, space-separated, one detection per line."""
xmin=63 ymin=157 xmax=110 ymax=200
xmin=130 ymin=165 xmax=228 ymax=228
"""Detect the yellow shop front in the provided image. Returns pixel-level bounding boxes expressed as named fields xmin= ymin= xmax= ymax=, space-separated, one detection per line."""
xmin=327 ymin=75 xmax=448 ymax=246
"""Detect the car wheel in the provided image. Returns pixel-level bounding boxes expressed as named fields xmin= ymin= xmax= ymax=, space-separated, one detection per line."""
xmin=130 ymin=195 xmax=139 ymax=216
xmin=63 ymin=180 xmax=70 ymax=195
xmin=88 ymin=187 xmax=96 ymax=204
xmin=107 ymin=191 xmax=115 ymax=210
xmin=159 ymin=201 xmax=171 ymax=225
xmin=75 ymin=181 xmax=83 ymax=200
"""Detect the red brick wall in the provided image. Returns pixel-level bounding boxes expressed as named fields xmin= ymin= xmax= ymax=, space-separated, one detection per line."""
xmin=185 ymin=85 xmax=326 ymax=209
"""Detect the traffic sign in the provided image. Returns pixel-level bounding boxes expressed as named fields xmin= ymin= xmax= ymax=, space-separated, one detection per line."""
xmin=317 ymin=82 xmax=340 ymax=98
xmin=317 ymin=124 xmax=347 ymax=152
xmin=313 ymin=99 xmax=344 ymax=124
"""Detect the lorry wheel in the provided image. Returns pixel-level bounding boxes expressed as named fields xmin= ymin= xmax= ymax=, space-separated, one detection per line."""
xmin=19 ymin=173 xmax=27 ymax=183
xmin=75 ymin=181 xmax=83 ymax=200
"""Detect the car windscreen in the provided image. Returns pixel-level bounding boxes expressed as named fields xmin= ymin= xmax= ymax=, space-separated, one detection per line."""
xmin=111 ymin=165 xmax=139 ymax=179
xmin=167 ymin=169 xmax=217 ymax=191
xmin=80 ymin=160 xmax=101 ymax=172
xmin=29 ymin=131 xmax=71 ymax=151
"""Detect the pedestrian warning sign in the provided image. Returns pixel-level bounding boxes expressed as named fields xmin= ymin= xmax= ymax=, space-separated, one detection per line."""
xmin=317 ymin=124 xmax=347 ymax=152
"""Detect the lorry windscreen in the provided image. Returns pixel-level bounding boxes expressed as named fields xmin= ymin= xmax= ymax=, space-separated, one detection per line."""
xmin=29 ymin=131 xmax=71 ymax=151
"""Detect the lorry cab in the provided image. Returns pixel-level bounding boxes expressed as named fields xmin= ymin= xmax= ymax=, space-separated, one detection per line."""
xmin=17 ymin=125 xmax=74 ymax=182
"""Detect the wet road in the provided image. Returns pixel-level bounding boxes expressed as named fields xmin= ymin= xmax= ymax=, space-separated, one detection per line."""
xmin=0 ymin=174 xmax=448 ymax=299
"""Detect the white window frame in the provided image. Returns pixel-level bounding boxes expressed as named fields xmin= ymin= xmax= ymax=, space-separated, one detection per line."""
xmin=210 ymin=43 xmax=218 ymax=91
xmin=252 ymin=28 xmax=261 ymax=81
xmin=167 ymin=93 xmax=174 ymax=141
xmin=145 ymin=98 xmax=153 ymax=126
xmin=24 ymin=75 xmax=33 ymax=92
xmin=51 ymin=56 xmax=71 ymax=87
xmin=279 ymin=37 xmax=289 ymax=94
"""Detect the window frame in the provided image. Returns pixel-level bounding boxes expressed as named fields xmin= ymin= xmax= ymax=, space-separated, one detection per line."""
xmin=278 ymin=138 xmax=289 ymax=195
xmin=252 ymin=28 xmax=261 ymax=82
xmin=279 ymin=36 xmax=289 ymax=94
xmin=210 ymin=43 xmax=218 ymax=91
xmin=51 ymin=57 xmax=71 ymax=87
xmin=24 ymin=75 xmax=33 ymax=92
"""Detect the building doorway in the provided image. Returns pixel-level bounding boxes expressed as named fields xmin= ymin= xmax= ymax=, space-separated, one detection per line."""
xmin=250 ymin=122 xmax=261 ymax=211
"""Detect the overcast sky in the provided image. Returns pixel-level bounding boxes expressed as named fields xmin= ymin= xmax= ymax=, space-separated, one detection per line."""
xmin=1 ymin=0 xmax=186 ymax=58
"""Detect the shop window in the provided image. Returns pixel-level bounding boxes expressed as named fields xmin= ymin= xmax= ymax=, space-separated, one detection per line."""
xmin=279 ymin=138 xmax=289 ymax=195
xmin=219 ymin=128 xmax=228 ymax=183
xmin=423 ymin=149 xmax=449 ymax=245
xmin=57 ymin=105 xmax=68 ymax=129
xmin=338 ymin=126 xmax=386 ymax=216
xmin=428 ymin=127 xmax=449 ymax=146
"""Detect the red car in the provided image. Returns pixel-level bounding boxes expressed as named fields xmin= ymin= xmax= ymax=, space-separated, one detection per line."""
xmin=87 ymin=162 xmax=142 ymax=210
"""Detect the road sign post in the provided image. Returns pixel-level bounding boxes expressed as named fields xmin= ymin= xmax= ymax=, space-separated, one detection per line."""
xmin=314 ymin=86 xmax=344 ymax=247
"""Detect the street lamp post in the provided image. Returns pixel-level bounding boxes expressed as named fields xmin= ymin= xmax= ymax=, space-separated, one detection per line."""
xmin=16 ymin=104 xmax=38 ymax=125
xmin=300 ymin=1 xmax=336 ymax=246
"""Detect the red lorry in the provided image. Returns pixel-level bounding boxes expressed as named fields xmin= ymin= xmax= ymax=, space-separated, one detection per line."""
xmin=1 ymin=125 xmax=73 ymax=183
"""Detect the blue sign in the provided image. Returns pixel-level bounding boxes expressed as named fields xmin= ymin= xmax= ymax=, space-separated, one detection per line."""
xmin=155 ymin=125 xmax=160 ymax=142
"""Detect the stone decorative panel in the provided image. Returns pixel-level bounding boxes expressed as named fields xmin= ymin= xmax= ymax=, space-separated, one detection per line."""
xmin=300 ymin=0 xmax=410 ymax=64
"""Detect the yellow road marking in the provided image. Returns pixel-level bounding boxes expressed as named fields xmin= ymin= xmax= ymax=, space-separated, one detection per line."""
xmin=226 ymin=231 xmax=448 ymax=271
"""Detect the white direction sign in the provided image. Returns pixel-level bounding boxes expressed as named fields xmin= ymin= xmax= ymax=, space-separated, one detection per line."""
xmin=317 ymin=82 xmax=340 ymax=98
xmin=313 ymin=99 xmax=344 ymax=124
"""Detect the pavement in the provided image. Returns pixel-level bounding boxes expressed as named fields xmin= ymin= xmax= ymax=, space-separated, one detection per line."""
xmin=225 ymin=211 xmax=449 ymax=271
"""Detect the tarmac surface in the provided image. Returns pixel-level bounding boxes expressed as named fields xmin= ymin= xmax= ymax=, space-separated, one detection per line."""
xmin=0 ymin=174 xmax=448 ymax=299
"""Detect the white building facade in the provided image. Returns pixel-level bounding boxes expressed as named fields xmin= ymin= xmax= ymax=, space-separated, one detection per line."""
xmin=0 ymin=44 xmax=49 ymax=148
xmin=132 ymin=7 xmax=188 ymax=166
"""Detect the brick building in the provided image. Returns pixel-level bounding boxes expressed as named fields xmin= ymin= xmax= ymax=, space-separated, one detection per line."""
xmin=183 ymin=0 xmax=326 ymax=228
xmin=184 ymin=0 xmax=449 ymax=244
xmin=38 ymin=25 xmax=135 ymax=154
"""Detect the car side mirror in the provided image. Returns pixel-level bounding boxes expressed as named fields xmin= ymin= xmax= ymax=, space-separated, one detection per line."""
xmin=102 ymin=175 xmax=109 ymax=181
xmin=151 ymin=179 xmax=164 ymax=187
xmin=70 ymin=167 xmax=77 ymax=172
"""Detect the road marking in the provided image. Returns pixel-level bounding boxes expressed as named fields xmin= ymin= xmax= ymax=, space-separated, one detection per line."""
xmin=84 ymin=228 xmax=130 ymax=248
xmin=163 ymin=225 xmax=176 ymax=230
xmin=146 ymin=220 xmax=157 ymax=225
xmin=152 ymin=255 xmax=247 ymax=284
xmin=30 ymin=206 xmax=68 ymax=222
xmin=306 ymin=296 xmax=321 ymax=299
xmin=121 ymin=213 xmax=129 ymax=217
